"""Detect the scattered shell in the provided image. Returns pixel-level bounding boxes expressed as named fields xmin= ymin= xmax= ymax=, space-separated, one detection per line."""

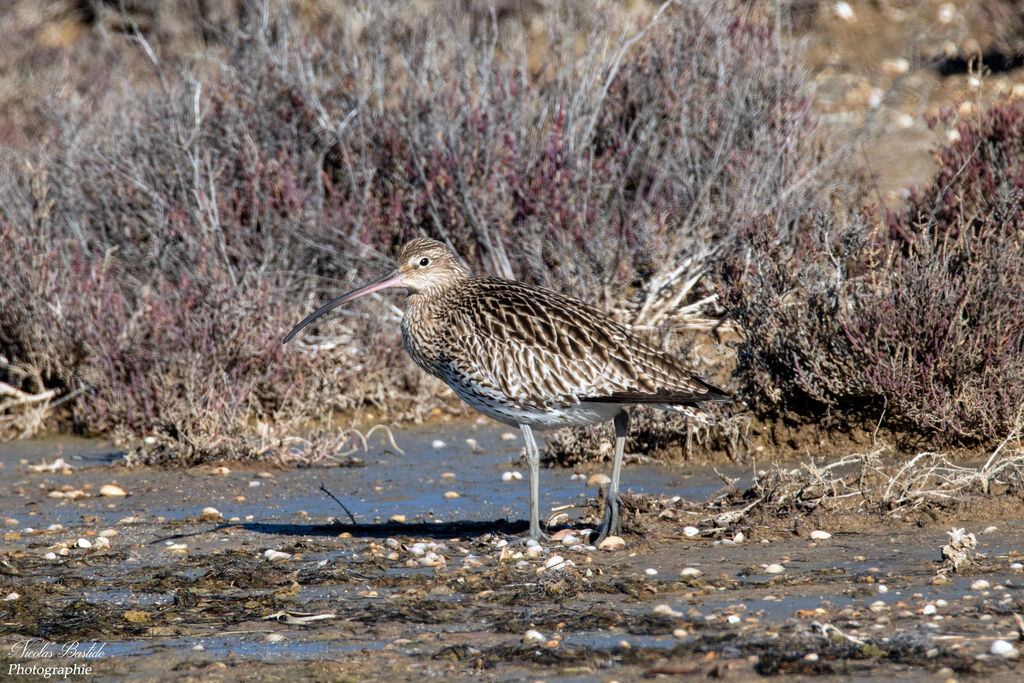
xmin=881 ymin=58 xmax=909 ymax=75
xmin=544 ymin=555 xmax=567 ymax=570
xmin=99 ymin=484 xmax=126 ymax=497
xmin=1010 ymin=562 xmax=1023 ymax=570
xmin=560 ymin=534 xmax=580 ymax=547
xmin=922 ymin=604 xmax=937 ymax=615
xmin=652 ymin=604 xmax=682 ymax=618
xmin=249 ymin=481 xmax=261 ymax=488
xmin=443 ymin=491 xmax=460 ymax=499
xmin=672 ymin=628 xmax=689 ymax=637
xmin=809 ymin=530 xmax=832 ymax=540
xmin=431 ymin=440 xmax=446 ymax=449
xmin=440 ymin=472 xmax=456 ymax=479
xmin=211 ymin=466 xmax=231 ymax=475
xmin=733 ymin=532 xmax=745 ymax=544
xmin=764 ymin=563 xmax=785 ymax=574
xmin=4 ymin=592 xmax=20 ymax=601
xmin=465 ymin=438 xmax=484 ymax=452
xmin=983 ymin=526 xmax=998 ymax=535
xmin=143 ymin=436 xmax=157 ymax=445
xmin=726 ymin=614 xmax=741 ymax=625
xmin=683 ymin=526 xmax=700 ymax=538
xmin=991 ymin=639 xmax=1019 ymax=658
xmin=644 ymin=568 xmax=658 ymax=576
xmin=94 ymin=537 xmax=110 ymax=549
xmin=586 ymin=473 xmax=611 ymax=488
xmin=970 ymin=579 xmax=990 ymax=591
xmin=389 ymin=514 xmax=407 ymax=523
xmin=28 ymin=458 xmax=71 ymax=473
xmin=265 ymin=633 xmax=286 ymax=644
xmin=264 ymin=549 xmax=292 ymax=562
xmin=199 ymin=507 xmax=222 ymax=521
xmin=76 ymin=538 xmax=93 ymax=549
xmin=525 ymin=546 xmax=544 ymax=560
xmin=500 ymin=432 xmax=517 ymax=441
xmin=550 ymin=528 xmax=576 ymax=542
xmin=501 ymin=471 xmax=523 ymax=482
xmin=680 ymin=567 xmax=702 ymax=578
xmin=522 ymin=629 xmax=545 ymax=644
xmin=597 ymin=536 xmax=625 ymax=550
xmin=43 ymin=552 xmax=58 ymax=560
xmin=2 ymin=518 xmax=17 ymax=527
xmin=877 ymin=584 xmax=888 ymax=594
xmin=832 ymin=2 xmax=854 ymax=22
xmin=804 ymin=652 xmax=819 ymax=662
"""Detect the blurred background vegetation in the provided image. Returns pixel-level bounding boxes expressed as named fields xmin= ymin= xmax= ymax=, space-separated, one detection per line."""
xmin=0 ymin=0 xmax=1022 ymax=464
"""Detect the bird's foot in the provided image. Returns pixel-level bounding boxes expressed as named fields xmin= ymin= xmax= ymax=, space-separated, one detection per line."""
xmin=504 ymin=529 xmax=549 ymax=546
xmin=592 ymin=491 xmax=620 ymax=545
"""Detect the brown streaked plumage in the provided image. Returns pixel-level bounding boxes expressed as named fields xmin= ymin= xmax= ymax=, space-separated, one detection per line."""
xmin=285 ymin=238 xmax=729 ymax=541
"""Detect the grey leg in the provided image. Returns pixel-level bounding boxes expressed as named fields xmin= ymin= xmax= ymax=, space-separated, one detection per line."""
xmin=595 ymin=409 xmax=629 ymax=543
xmin=520 ymin=424 xmax=543 ymax=540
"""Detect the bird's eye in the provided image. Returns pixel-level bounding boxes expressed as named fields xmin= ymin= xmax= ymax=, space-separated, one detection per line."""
xmin=419 ymin=257 xmax=430 ymax=267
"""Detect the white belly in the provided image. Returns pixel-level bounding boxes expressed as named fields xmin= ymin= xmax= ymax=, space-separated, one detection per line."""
xmin=443 ymin=375 xmax=621 ymax=429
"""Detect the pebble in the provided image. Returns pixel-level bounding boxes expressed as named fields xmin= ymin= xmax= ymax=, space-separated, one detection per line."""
xmin=683 ymin=526 xmax=699 ymax=538
xmin=2 ymin=518 xmax=17 ymax=527
xmin=99 ymin=484 xmax=126 ymax=497
xmin=644 ymin=568 xmax=658 ymax=576
xmin=43 ymin=552 xmax=57 ymax=561
xmin=652 ymin=604 xmax=682 ymax=617
xmin=804 ymin=652 xmax=819 ymax=662
xmin=211 ymin=466 xmax=231 ymax=475
xmin=991 ymin=639 xmax=1019 ymax=658
xmin=809 ymin=530 xmax=832 ymax=540
xmin=971 ymin=579 xmax=991 ymax=591
xmin=586 ymin=473 xmax=611 ymax=488
xmin=726 ymin=614 xmax=741 ymax=625
xmin=501 ymin=471 xmax=523 ymax=482
xmin=431 ymin=440 xmax=446 ymax=449
xmin=983 ymin=526 xmax=998 ymax=535
xmin=1011 ymin=562 xmax=1023 ymax=570
xmin=733 ymin=532 xmax=745 ymax=544
xmin=922 ymin=603 xmax=937 ymax=615
xmin=76 ymin=538 xmax=92 ymax=549
xmin=560 ymin=534 xmax=580 ymax=547
xmin=500 ymin=432 xmax=517 ymax=441
xmin=525 ymin=546 xmax=544 ymax=559
xmin=443 ymin=491 xmax=460 ymax=499
xmin=389 ymin=514 xmax=407 ymax=523
xmin=877 ymin=584 xmax=888 ymax=594
xmin=764 ymin=563 xmax=785 ymax=574
xmin=680 ymin=567 xmax=702 ymax=578
xmin=199 ymin=507 xmax=222 ymax=521
xmin=522 ymin=629 xmax=544 ymax=644
xmin=597 ymin=536 xmax=625 ymax=550
xmin=249 ymin=481 xmax=261 ymax=487
xmin=544 ymin=555 xmax=567 ymax=570
xmin=440 ymin=472 xmax=456 ymax=479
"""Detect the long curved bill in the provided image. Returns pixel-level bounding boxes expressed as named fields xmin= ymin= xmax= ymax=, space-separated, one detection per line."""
xmin=283 ymin=270 xmax=404 ymax=343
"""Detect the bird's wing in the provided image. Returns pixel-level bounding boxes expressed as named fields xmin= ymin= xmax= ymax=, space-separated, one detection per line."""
xmin=444 ymin=279 xmax=726 ymax=409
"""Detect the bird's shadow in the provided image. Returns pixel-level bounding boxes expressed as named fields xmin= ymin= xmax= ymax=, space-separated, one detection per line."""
xmin=239 ymin=518 xmax=531 ymax=539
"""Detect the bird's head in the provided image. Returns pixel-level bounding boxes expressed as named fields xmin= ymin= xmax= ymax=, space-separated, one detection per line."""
xmin=283 ymin=238 xmax=472 ymax=343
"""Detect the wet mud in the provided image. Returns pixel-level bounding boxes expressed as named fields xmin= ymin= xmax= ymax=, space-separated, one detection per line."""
xmin=2 ymin=424 xmax=1023 ymax=681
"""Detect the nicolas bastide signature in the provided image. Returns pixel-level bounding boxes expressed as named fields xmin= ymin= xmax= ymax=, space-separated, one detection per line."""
xmin=10 ymin=639 xmax=106 ymax=659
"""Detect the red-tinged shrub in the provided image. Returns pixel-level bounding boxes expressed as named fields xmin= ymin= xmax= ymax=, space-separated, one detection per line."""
xmin=721 ymin=101 xmax=1024 ymax=446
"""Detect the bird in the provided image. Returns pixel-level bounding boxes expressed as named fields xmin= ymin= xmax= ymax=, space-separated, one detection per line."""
xmin=284 ymin=238 xmax=729 ymax=542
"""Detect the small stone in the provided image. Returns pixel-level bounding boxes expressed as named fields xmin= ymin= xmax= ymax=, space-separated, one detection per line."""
xmin=764 ymin=563 xmax=785 ymax=574
xmin=683 ymin=526 xmax=699 ymax=538
xmin=500 ymin=432 xmax=517 ymax=441
xmin=560 ymin=534 xmax=580 ymax=547
xmin=99 ymin=484 xmax=126 ymax=497
xmin=672 ymin=628 xmax=689 ymax=637
xmin=440 ymin=472 xmax=456 ymax=479
xmin=726 ymin=614 xmax=741 ymax=625
xmin=501 ymin=471 xmax=523 ymax=482
xmin=76 ymin=538 xmax=92 ymax=549
xmin=644 ymin=568 xmax=658 ymax=576
xmin=586 ymin=473 xmax=611 ymax=488
xmin=983 ymin=526 xmax=998 ymax=535
xmin=832 ymin=2 xmax=854 ymax=22
xmin=652 ymin=604 xmax=682 ymax=617
xmin=922 ymin=603 xmax=937 ymax=615
xmin=525 ymin=546 xmax=543 ymax=559
xmin=544 ymin=555 xmax=567 ymax=570
xmin=597 ymin=536 xmax=625 ymax=550
xmin=249 ymin=481 xmax=261 ymax=488
xmin=3 ymin=518 xmax=17 ymax=527
xmin=809 ymin=530 xmax=832 ymax=540
xmin=680 ymin=567 xmax=702 ymax=578
xmin=211 ymin=466 xmax=231 ymax=475
xmin=971 ymin=579 xmax=990 ymax=591
xmin=143 ymin=436 xmax=157 ymax=445
xmin=1011 ymin=562 xmax=1023 ymax=570
xmin=199 ymin=507 xmax=222 ymax=521
xmin=877 ymin=584 xmax=888 ymax=594
xmin=47 ymin=490 xmax=65 ymax=498
xmin=991 ymin=639 xmax=1018 ymax=658
xmin=43 ymin=552 xmax=57 ymax=561
xmin=443 ymin=491 xmax=460 ymax=499
xmin=431 ymin=440 xmax=446 ymax=449
xmin=804 ymin=652 xmax=819 ymax=662
xmin=264 ymin=549 xmax=292 ymax=562
xmin=522 ymin=629 xmax=544 ymax=644
xmin=389 ymin=514 xmax=407 ymax=523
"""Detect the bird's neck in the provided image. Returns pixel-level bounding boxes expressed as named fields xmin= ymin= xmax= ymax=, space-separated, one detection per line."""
xmin=401 ymin=286 xmax=458 ymax=376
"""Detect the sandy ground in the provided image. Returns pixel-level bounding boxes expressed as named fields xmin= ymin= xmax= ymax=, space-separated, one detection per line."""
xmin=2 ymin=424 xmax=1024 ymax=681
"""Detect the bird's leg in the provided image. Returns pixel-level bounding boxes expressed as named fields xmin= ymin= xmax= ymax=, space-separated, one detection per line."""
xmin=595 ymin=409 xmax=629 ymax=544
xmin=519 ymin=424 xmax=545 ymax=541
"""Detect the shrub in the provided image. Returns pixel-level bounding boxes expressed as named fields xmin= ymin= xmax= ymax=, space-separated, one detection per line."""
xmin=720 ymin=100 xmax=1024 ymax=446
xmin=0 ymin=1 xmax=837 ymax=461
